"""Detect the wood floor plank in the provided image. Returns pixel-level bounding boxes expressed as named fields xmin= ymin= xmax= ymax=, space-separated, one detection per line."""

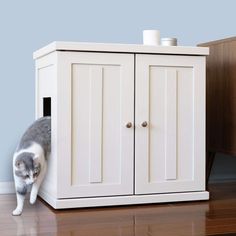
xmin=1 ymin=183 xmax=236 ymax=235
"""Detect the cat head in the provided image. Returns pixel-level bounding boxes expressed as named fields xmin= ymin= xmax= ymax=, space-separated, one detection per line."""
xmin=15 ymin=152 xmax=41 ymax=185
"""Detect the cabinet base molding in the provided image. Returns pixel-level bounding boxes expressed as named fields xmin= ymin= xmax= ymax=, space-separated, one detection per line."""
xmin=39 ymin=189 xmax=209 ymax=209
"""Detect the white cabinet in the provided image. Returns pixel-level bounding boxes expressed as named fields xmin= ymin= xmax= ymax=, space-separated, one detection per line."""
xmin=34 ymin=42 xmax=209 ymax=209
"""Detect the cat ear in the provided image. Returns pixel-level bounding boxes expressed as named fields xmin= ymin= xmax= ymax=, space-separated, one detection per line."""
xmin=33 ymin=159 xmax=41 ymax=173
xmin=34 ymin=154 xmax=40 ymax=159
xmin=33 ymin=157 xmax=40 ymax=167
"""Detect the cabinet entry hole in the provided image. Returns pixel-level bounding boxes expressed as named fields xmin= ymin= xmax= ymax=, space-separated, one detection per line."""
xmin=43 ymin=97 xmax=51 ymax=117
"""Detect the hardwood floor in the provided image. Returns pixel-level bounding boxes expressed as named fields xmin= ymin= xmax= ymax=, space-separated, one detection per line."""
xmin=1 ymin=183 xmax=236 ymax=235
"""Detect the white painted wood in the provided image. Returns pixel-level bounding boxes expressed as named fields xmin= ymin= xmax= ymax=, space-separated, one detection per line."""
xmin=33 ymin=41 xmax=209 ymax=59
xmin=89 ymin=67 xmax=103 ymax=183
xmin=57 ymin=52 xmax=134 ymax=198
xmin=35 ymin=53 xmax=56 ymax=118
xmin=0 ymin=182 xmax=15 ymax=194
xmin=165 ymin=69 xmax=177 ymax=180
xmin=35 ymin=52 xmax=57 ymax=199
xmin=34 ymin=42 xmax=208 ymax=209
xmin=39 ymin=188 xmax=209 ymax=209
xmin=54 ymin=52 xmax=72 ymax=199
xmin=135 ymin=54 xmax=206 ymax=194
xmin=194 ymin=56 xmax=206 ymax=190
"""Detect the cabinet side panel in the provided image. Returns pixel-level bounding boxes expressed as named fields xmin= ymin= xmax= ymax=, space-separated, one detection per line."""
xmin=36 ymin=53 xmax=57 ymax=198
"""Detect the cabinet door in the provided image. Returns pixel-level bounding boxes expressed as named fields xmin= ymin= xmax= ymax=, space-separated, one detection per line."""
xmin=57 ymin=52 xmax=134 ymax=198
xmin=135 ymin=54 xmax=205 ymax=194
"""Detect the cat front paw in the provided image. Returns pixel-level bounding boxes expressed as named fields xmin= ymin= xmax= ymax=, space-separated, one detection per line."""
xmin=30 ymin=195 xmax=37 ymax=204
xmin=12 ymin=208 xmax=22 ymax=216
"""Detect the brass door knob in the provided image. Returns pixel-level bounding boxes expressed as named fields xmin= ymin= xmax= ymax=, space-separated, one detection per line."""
xmin=126 ymin=122 xmax=132 ymax=128
xmin=141 ymin=121 xmax=148 ymax=127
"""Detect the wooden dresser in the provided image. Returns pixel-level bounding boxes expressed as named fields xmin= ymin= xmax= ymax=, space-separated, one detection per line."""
xmin=199 ymin=37 xmax=236 ymax=182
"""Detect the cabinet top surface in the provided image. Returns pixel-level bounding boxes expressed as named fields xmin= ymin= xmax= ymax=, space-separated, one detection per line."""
xmin=33 ymin=41 xmax=209 ymax=59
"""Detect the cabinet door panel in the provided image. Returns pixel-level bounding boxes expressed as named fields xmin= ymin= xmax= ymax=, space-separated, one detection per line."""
xmin=135 ymin=54 xmax=205 ymax=194
xmin=57 ymin=52 xmax=134 ymax=198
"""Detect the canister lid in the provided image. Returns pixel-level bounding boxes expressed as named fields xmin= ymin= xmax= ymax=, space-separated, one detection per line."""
xmin=161 ymin=38 xmax=177 ymax=42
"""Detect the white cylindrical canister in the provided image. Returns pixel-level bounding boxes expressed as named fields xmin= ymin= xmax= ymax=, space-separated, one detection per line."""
xmin=161 ymin=38 xmax=177 ymax=46
xmin=143 ymin=30 xmax=160 ymax=46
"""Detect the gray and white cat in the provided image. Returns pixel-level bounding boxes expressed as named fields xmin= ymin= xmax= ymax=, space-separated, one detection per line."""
xmin=12 ymin=116 xmax=51 ymax=216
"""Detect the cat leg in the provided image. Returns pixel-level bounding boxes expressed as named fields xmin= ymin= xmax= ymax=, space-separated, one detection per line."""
xmin=30 ymin=163 xmax=47 ymax=204
xmin=12 ymin=185 xmax=27 ymax=216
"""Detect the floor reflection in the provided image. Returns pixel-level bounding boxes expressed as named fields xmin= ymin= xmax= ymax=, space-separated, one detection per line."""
xmin=4 ymin=183 xmax=236 ymax=235
xmin=9 ymin=196 xmax=209 ymax=236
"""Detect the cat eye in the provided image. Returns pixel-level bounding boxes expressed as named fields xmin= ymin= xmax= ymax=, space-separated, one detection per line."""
xmin=25 ymin=175 xmax=30 ymax=178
